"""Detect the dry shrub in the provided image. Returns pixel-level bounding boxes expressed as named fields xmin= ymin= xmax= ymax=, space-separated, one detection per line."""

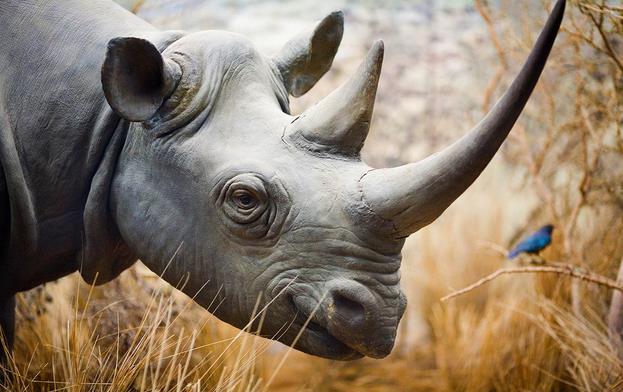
xmin=421 ymin=1 xmax=623 ymax=389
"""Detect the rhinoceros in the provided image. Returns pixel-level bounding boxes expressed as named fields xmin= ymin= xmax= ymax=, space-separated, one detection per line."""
xmin=0 ymin=0 xmax=564 ymax=360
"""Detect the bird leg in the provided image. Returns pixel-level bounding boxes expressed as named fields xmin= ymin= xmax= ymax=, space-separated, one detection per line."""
xmin=515 ymin=254 xmax=546 ymax=265
xmin=528 ymin=255 xmax=546 ymax=265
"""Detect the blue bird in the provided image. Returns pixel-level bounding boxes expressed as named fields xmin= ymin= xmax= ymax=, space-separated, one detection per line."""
xmin=508 ymin=224 xmax=554 ymax=259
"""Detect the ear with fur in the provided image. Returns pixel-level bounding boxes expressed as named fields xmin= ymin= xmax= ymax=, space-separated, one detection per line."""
xmin=273 ymin=11 xmax=344 ymax=97
xmin=101 ymin=37 xmax=181 ymax=121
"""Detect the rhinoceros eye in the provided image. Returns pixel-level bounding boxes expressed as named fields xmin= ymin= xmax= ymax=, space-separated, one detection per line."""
xmin=232 ymin=189 xmax=258 ymax=210
xmin=213 ymin=171 xmax=290 ymax=242
xmin=218 ymin=174 xmax=270 ymax=229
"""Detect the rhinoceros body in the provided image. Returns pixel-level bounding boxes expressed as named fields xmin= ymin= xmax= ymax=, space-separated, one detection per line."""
xmin=0 ymin=0 xmax=565 ymax=360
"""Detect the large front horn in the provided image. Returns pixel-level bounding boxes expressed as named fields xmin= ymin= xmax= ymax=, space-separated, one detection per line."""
xmin=360 ymin=0 xmax=565 ymax=238
xmin=285 ymin=40 xmax=384 ymax=158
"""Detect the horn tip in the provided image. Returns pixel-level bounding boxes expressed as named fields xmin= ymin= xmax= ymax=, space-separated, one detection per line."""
xmin=550 ymin=0 xmax=566 ymax=25
xmin=370 ymin=40 xmax=384 ymax=60
xmin=367 ymin=40 xmax=384 ymax=69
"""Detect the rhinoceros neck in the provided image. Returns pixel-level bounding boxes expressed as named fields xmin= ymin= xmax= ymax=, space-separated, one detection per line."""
xmin=0 ymin=0 xmax=159 ymax=293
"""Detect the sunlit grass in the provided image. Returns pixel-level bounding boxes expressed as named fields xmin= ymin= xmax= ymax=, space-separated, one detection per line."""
xmin=1 ymin=266 xmax=275 ymax=391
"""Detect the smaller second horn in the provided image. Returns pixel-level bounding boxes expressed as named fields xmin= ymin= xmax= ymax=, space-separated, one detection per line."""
xmin=285 ymin=40 xmax=384 ymax=158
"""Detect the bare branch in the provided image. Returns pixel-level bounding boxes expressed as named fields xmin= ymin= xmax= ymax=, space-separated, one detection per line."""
xmin=441 ymin=264 xmax=623 ymax=302
xmin=585 ymin=5 xmax=623 ymax=73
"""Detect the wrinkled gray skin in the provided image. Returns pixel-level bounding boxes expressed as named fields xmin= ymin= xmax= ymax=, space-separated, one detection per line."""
xmin=0 ymin=0 xmax=565 ymax=360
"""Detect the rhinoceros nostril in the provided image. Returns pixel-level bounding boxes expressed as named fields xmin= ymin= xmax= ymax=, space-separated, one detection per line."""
xmin=332 ymin=293 xmax=365 ymax=325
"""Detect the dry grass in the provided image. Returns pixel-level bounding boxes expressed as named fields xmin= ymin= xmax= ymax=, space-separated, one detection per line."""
xmin=3 ymin=1 xmax=623 ymax=391
xmin=2 ymin=266 xmax=273 ymax=391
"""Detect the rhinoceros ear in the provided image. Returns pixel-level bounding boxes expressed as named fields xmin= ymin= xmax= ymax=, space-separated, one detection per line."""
xmin=101 ymin=37 xmax=181 ymax=122
xmin=273 ymin=11 xmax=344 ymax=97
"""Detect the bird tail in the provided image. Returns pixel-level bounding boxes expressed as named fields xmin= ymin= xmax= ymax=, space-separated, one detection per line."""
xmin=507 ymin=249 xmax=519 ymax=259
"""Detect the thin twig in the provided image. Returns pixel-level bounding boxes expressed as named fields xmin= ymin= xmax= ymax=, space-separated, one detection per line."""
xmin=475 ymin=0 xmax=508 ymax=68
xmin=474 ymin=0 xmax=508 ymax=113
xmin=441 ymin=264 xmax=623 ymax=302
xmin=585 ymin=5 xmax=623 ymax=73
xmin=580 ymin=2 xmax=623 ymax=19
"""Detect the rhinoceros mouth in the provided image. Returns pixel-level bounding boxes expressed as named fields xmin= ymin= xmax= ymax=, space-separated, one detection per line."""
xmin=277 ymin=293 xmax=373 ymax=360
xmin=288 ymin=302 xmax=364 ymax=360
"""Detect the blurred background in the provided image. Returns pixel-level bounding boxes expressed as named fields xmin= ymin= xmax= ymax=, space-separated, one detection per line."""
xmin=5 ymin=0 xmax=623 ymax=390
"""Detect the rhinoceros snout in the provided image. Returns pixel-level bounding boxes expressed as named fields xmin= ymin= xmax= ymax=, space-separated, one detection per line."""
xmin=291 ymin=279 xmax=405 ymax=358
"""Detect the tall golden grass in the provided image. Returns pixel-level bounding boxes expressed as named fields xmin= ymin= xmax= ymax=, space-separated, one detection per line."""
xmin=2 ymin=1 xmax=623 ymax=391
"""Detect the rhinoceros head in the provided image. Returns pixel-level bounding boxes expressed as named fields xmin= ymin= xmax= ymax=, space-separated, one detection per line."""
xmin=100 ymin=1 xmax=564 ymax=360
